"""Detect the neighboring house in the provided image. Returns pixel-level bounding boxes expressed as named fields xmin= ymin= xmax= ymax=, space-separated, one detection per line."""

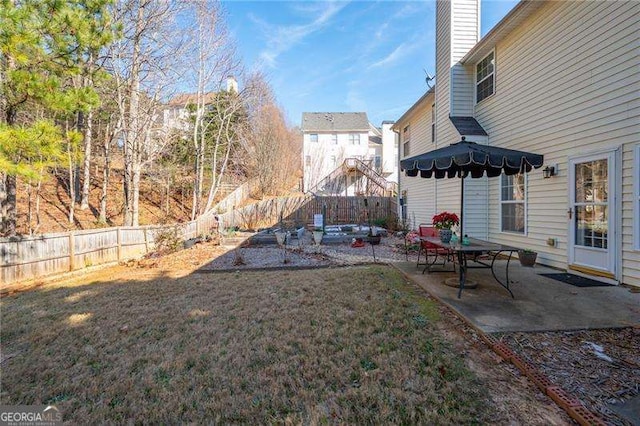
xmin=301 ymin=112 xmax=397 ymax=195
xmin=162 ymin=77 xmax=238 ymax=132
xmin=396 ymin=0 xmax=639 ymax=287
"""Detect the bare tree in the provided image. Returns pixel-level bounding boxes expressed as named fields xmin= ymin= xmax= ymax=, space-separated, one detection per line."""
xmin=230 ymin=74 xmax=303 ymax=199
xmin=108 ymin=0 xmax=187 ymax=226
xmin=181 ymin=1 xmax=243 ymax=219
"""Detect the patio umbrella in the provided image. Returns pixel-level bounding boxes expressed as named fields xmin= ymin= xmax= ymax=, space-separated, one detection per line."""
xmin=400 ymin=136 xmax=544 ymax=234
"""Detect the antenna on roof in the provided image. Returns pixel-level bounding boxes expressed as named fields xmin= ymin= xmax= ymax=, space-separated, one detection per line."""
xmin=423 ymin=69 xmax=434 ymax=89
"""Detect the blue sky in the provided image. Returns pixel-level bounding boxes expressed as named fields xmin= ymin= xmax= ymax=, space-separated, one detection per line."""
xmin=224 ymin=0 xmax=520 ymax=127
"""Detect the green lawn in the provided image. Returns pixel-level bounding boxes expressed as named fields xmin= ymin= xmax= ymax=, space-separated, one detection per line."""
xmin=1 ymin=265 xmax=489 ymax=423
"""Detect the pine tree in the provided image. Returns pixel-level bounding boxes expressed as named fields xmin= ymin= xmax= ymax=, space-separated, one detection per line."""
xmin=0 ymin=0 xmax=114 ymax=236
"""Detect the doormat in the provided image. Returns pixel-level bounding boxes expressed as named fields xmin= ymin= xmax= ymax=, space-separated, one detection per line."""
xmin=538 ymin=273 xmax=614 ymax=288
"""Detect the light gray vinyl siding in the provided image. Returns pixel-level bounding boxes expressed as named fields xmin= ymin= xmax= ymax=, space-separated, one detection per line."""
xmin=398 ymin=99 xmax=437 ymax=227
xmin=622 ymin=143 xmax=640 ymax=286
xmin=450 ymin=0 xmax=479 ymax=117
xmin=450 ymin=64 xmax=475 ymax=116
xmin=433 ymin=0 xmax=482 ymax=233
xmin=472 ymin=1 xmax=640 ymax=284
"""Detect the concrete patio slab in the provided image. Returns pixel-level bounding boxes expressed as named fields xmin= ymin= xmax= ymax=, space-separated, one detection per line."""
xmin=394 ymin=261 xmax=640 ymax=333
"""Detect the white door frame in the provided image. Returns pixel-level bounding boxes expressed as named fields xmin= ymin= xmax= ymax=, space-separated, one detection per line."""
xmin=567 ymin=148 xmax=620 ymax=282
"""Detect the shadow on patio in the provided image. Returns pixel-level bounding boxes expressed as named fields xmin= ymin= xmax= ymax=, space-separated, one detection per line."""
xmin=395 ymin=261 xmax=640 ymax=333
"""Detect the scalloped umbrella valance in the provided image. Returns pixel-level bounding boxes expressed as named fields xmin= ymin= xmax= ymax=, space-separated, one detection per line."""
xmin=400 ymin=137 xmax=544 ymax=178
xmin=399 ymin=137 xmax=544 ymax=234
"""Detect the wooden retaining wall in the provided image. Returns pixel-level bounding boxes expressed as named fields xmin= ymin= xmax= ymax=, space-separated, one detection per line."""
xmin=0 ymin=213 xmax=219 ymax=286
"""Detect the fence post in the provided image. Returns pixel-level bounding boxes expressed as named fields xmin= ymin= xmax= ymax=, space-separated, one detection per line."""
xmin=69 ymin=232 xmax=75 ymax=271
xmin=144 ymin=227 xmax=149 ymax=252
xmin=116 ymin=227 xmax=122 ymax=261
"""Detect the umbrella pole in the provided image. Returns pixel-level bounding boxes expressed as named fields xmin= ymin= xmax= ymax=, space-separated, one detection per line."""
xmin=460 ymin=176 xmax=464 ymax=236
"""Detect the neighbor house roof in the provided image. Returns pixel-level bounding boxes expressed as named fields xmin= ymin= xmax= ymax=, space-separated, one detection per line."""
xmin=301 ymin=112 xmax=369 ymax=132
xmin=369 ymin=122 xmax=382 ymax=137
xmin=167 ymin=92 xmax=218 ymax=107
xmin=460 ymin=1 xmax=545 ymax=64
xmin=369 ymin=135 xmax=382 ymax=145
xmin=449 ymin=116 xmax=488 ymax=136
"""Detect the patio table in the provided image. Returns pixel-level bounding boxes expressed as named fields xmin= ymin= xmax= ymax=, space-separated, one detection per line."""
xmin=421 ymin=237 xmax=520 ymax=299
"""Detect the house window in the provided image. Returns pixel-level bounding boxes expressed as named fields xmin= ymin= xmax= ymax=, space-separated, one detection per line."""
xmin=635 ymin=145 xmax=640 ymax=249
xmin=331 ymin=134 xmax=338 ymax=145
xmin=476 ymin=51 xmax=495 ymax=103
xmin=500 ymin=173 xmax=526 ymax=234
xmin=403 ymin=125 xmax=410 ymax=157
xmin=349 ymin=134 xmax=360 ymax=145
xmin=305 ymin=155 xmax=311 ymax=167
xmin=375 ymin=155 xmax=381 ymax=169
xmin=330 ymin=155 xmax=337 ymax=168
xmin=310 ymin=134 xmax=318 ymax=143
xmin=431 ymin=104 xmax=435 ymax=143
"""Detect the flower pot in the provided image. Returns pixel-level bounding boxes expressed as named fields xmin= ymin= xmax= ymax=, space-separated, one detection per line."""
xmin=313 ymin=231 xmax=323 ymax=245
xmin=439 ymin=228 xmax=453 ymax=244
xmin=368 ymin=235 xmax=381 ymax=245
xmin=518 ymin=250 xmax=537 ymax=267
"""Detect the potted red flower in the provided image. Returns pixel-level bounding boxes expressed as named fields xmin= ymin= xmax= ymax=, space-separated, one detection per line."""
xmin=432 ymin=212 xmax=460 ymax=243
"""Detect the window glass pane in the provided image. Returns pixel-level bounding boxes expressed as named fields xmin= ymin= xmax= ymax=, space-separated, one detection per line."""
xmin=575 ymin=205 xmax=608 ymax=248
xmin=476 ymin=52 xmax=494 ymax=82
xmin=476 ymin=77 xmax=494 ymax=103
xmin=501 ymin=175 xmax=525 ymax=201
xmin=310 ymin=134 xmax=318 ymax=142
xmin=575 ymin=159 xmax=608 ymax=203
xmin=501 ymin=203 xmax=525 ymax=233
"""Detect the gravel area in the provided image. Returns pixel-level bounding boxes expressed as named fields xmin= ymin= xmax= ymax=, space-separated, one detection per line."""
xmin=303 ymin=235 xmax=412 ymax=265
xmin=200 ymin=235 xmax=414 ymax=271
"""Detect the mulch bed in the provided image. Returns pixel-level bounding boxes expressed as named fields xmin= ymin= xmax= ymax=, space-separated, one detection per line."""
xmin=500 ymin=328 xmax=640 ymax=425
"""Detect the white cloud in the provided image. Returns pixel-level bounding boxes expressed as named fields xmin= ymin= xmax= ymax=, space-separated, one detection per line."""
xmin=369 ymin=39 xmax=419 ymax=69
xmin=252 ymin=2 xmax=347 ymax=69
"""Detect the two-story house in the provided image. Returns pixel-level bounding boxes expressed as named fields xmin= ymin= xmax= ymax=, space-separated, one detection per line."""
xmin=396 ymin=0 xmax=639 ymax=287
xmin=302 ymin=112 xmax=398 ymax=195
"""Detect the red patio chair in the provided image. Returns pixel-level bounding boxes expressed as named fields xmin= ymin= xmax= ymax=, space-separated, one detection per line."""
xmin=417 ymin=224 xmax=455 ymax=271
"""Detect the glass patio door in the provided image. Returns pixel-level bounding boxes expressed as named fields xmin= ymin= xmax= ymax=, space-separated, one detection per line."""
xmin=568 ymin=151 xmax=616 ymax=278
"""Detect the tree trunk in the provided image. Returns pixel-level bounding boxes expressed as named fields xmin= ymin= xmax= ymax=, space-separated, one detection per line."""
xmin=99 ymin=125 xmax=111 ymax=224
xmin=26 ymin=182 xmax=33 ymax=235
xmin=80 ymin=108 xmax=93 ymax=209
xmin=191 ymin=145 xmax=201 ymax=220
xmin=34 ymin=176 xmax=42 ymax=235
xmin=124 ymin=1 xmax=144 ymax=226
xmin=68 ymin=145 xmax=76 ymax=224
xmin=132 ymin=164 xmax=140 ymax=227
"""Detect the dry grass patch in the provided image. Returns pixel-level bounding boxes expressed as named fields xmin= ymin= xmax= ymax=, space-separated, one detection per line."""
xmin=1 ymin=266 xmax=490 ymax=423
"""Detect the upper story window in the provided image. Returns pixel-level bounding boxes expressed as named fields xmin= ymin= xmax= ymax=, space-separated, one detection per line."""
xmin=310 ymin=134 xmax=318 ymax=143
xmin=403 ymin=125 xmax=411 ymax=157
xmin=331 ymin=134 xmax=338 ymax=145
xmin=500 ymin=173 xmax=526 ymax=234
xmin=431 ymin=104 xmax=435 ymax=143
xmin=476 ymin=51 xmax=495 ymax=104
xmin=349 ymin=134 xmax=360 ymax=145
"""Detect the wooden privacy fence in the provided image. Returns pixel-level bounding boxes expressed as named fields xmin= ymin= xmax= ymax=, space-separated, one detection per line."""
xmin=218 ymin=195 xmax=397 ymax=230
xmin=0 ymin=213 xmax=219 ymax=286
